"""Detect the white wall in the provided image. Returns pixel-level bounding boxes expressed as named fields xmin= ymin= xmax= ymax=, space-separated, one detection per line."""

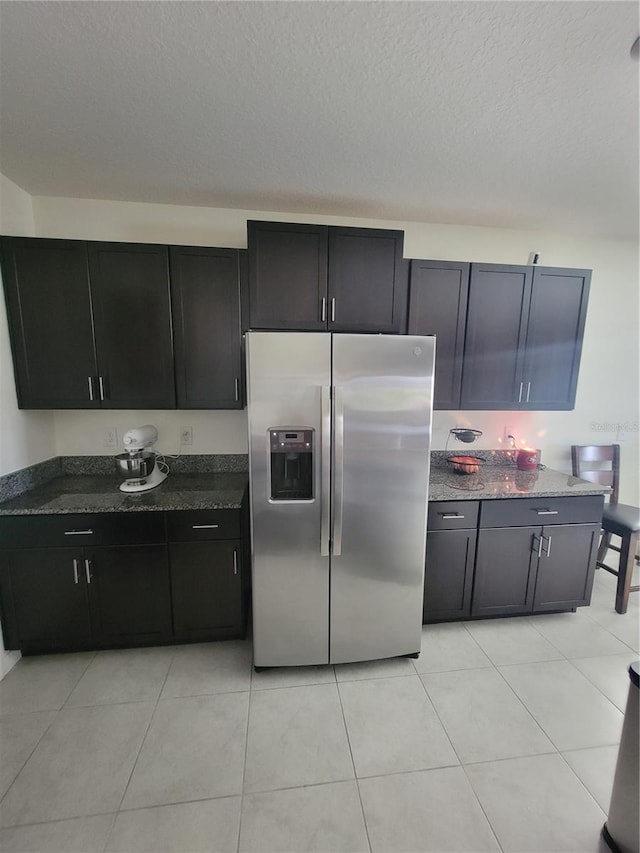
xmin=0 ymin=175 xmax=56 ymax=476
xmin=0 ymin=173 xmax=52 ymax=677
xmin=32 ymin=195 xmax=639 ymax=504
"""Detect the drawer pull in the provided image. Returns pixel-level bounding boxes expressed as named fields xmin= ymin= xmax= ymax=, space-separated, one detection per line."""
xmin=72 ymin=558 xmax=80 ymax=584
xmin=440 ymin=513 xmax=464 ymax=519
xmin=534 ymin=510 xmax=559 ymax=516
xmin=84 ymin=559 xmax=92 ymax=584
xmin=64 ymin=529 xmax=94 ymax=535
xmin=192 ymin=524 xmax=220 ymax=530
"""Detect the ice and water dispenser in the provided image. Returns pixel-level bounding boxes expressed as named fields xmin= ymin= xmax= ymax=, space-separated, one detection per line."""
xmin=269 ymin=429 xmax=314 ymax=501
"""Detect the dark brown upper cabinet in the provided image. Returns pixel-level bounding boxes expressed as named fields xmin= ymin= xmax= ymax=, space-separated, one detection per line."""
xmin=88 ymin=243 xmax=175 ymax=409
xmin=170 ymin=246 xmax=243 ymax=409
xmin=460 ymin=264 xmax=590 ymax=411
xmin=521 ymin=267 xmax=590 ymax=410
xmin=0 ymin=238 xmax=100 ymax=408
xmin=248 ymin=221 xmax=405 ymax=332
xmin=407 ymin=260 xmax=470 ymax=410
xmin=248 ymin=222 xmax=327 ymax=330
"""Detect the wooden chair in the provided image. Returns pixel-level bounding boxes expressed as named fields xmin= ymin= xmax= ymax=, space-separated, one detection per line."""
xmin=571 ymin=445 xmax=640 ymax=614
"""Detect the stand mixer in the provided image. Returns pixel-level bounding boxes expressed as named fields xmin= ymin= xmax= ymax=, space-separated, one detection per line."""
xmin=114 ymin=425 xmax=168 ymax=493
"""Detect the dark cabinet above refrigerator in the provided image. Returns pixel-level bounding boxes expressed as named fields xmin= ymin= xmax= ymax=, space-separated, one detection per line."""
xmin=247 ymin=221 xmax=406 ymax=333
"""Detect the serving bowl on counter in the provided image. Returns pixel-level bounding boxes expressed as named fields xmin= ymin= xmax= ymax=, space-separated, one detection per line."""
xmin=447 ymin=455 xmax=484 ymax=475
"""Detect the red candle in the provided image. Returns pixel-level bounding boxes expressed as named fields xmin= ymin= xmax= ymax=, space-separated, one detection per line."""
xmin=516 ymin=448 xmax=539 ymax=471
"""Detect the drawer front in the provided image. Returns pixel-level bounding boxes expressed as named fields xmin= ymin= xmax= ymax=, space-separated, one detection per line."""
xmin=166 ymin=509 xmax=241 ymax=541
xmin=479 ymin=495 xmax=604 ymax=529
xmin=428 ymin=501 xmax=479 ymax=531
xmin=0 ymin=513 xmax=166 ymax=548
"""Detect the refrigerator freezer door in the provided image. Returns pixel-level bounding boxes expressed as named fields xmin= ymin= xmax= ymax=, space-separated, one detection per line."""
xmin=330 ymin=334 xmax=434 ymax=664
xmin=247 ymin=332 xmax=332 ymax=666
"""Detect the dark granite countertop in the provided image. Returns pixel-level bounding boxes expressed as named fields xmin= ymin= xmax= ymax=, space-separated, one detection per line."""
xmin=0 ymin=472 xmax=248 ymax=515
xmin=429 ymin=457 xmax=608 ymax=502
xmin=0 ymin=450 xmax=607 ymax=516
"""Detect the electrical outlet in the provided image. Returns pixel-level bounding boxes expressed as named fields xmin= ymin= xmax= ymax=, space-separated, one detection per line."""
xmin=103 ymin=427 xmax=118 ymax=447
xmin=180 ymin=426 xmax=193 ymax=446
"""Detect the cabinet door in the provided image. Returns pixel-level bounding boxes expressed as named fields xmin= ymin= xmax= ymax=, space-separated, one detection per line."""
xmin=423 ymin=529 xmax=476 ymax=622
xmin=0 ymin=238 xmax=99 ymax=408
xmin=408 ymin=260 xmax=469 ymax=409
xmin=248 ymin=222 xmax=327 ymax=330
xmin=472 ymin=526 xmax=538 ymax=616
xmin=0 ymin=548 xmax=92 ymax=651
xmin=88 ymin=243 xmax=175 ymax=408
xmin=461 ymin=264 xmax=532 ymax=409
xmin=521 ymin=267 xmax=591 ymax=410
xmin=86 ymin=545 xmax=172 ymax=645
xmin=533 ymin=523 xmax=599 ymax=611
xmin=328 ymin=227 xmax=405 ymax=332
xmin=169 ymin=541 xmax=243 ymax=640
xmin=170 ymin=246 xmax=242 ymax=408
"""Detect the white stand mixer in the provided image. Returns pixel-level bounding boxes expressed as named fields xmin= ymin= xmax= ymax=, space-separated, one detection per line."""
xmin=115 ymin=425 xmax=168 ymax=493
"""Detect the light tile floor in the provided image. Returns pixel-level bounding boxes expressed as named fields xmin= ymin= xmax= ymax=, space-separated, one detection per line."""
xmin=0 ymin=568 xmax=637 ymax=852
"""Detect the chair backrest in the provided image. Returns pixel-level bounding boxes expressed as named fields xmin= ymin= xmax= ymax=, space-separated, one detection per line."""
xmin=571 ymin=444 xmax=620 ymax=504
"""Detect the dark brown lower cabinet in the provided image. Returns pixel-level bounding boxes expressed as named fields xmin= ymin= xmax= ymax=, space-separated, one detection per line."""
xmin=532 ymin=524 xmax=599 ymax=611
xmin=424 ymin=496 xmax=602 ymax=623
xmin=423 ymin=529 xmax=476 ymax=622
xmin=0 ymin=548 xmax=92 ymax=651
xmin=0 ymin=507 xmax=247 ymax=654
xmin=471 ymin=522 xmax=599 ymax=617
xmin=169 ymin=541 xmax=243 ymax=640
xmin=87 ymin=545 xmax=172 ymax=645
xmin=472 ymin=527 xmax=538 ymax=617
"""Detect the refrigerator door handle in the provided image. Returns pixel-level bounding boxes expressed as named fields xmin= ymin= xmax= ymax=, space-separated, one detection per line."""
xmin=333 ymin=385 xmax=345 ymax=556
xmin=320 ymin=385 xmax=331 ymax=556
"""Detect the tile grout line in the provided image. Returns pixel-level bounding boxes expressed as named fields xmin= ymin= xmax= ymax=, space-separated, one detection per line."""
xmin=103 ymin=648 xmax=178 ymax=847
xmin=492 ymin=661 xmax=563 ymax=752
xmin=0 ymin=711 xmax=59 ymax=812
xmin=236 ymin=662 xmax=254 ymax=853
xmin=554 ymin=750 xmax=609 ymax=818
xmin=0 ymin=652 xmax=97 ymax=815
xmin=414 ymin=645 xmax=505 ymax=853
xmin=334 ymin=677 xmax=373 ymax=853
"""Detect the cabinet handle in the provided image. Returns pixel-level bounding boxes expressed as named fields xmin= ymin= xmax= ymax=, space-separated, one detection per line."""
xmin=72 ymin=558 xmax=80 ymax=584
xmin=192 ymin=524 xmax=219 ymax=529
xmin=233 ymin=549 xmax=238 ymax=575
xmin=84 ymin=558 xmax=92 ymax=584
xmin=321 ymin=297 xmax=326 ymax=322
xmin=87 ymin=377 xmax=94 ymax=401
xmin=440 ymin=513 xmax=464 ymax=519
xmin=518 ymin=381 xmax=524 ymax=403
xmin=65 ymin=529 xmax=94 ymax=535
xmin=526 ymin=381 xmax=531 ymax=403
xmin=534 ymin=510 xmax=558 ymax=516
xmin=98 ymin=376 xmax=105 ymax=401
xmin=543 ymin=535 xmax=552 ymax=557
xmin=234 ymin=378 xmax=240 ymax=402
xmin=532 ymin=534 xmax=543 ymax=558
xmin=331 ymin=298 xmax=336 ymax=322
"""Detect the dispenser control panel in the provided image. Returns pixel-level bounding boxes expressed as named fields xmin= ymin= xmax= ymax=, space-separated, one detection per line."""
xmin=269 ymin=427 xmax=314 ymax=501
xmin=270 ymin=430 xmax=313 ymax=452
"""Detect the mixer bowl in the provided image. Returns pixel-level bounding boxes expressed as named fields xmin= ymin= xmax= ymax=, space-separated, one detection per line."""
xmin=115 ymin=451 xmax=156 ymax=479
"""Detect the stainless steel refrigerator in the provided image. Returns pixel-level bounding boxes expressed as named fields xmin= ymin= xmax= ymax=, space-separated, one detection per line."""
xmin=246 ymin=332 xmax=435 ymax=667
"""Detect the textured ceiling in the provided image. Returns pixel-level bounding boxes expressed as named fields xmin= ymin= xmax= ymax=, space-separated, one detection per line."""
xmin=0 ymin=1 xmax=638 ymax=238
